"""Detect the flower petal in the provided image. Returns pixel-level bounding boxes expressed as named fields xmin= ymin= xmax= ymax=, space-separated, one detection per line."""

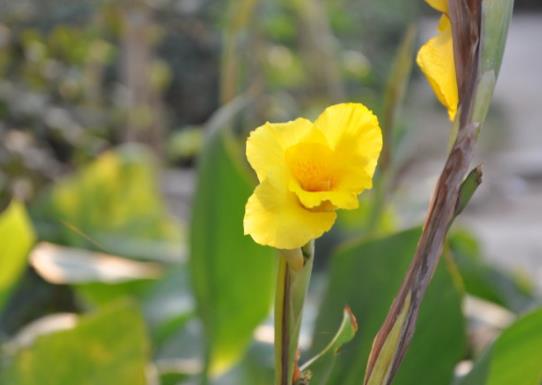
xmin=314 ymin=103 xmax=383 ymax=194
xmin=417 ymin=16 xmax=458 ymax=121
xmin=289 ymin=183 xmax=360 ymax=210
xmin=246 ymin=118 xmax=313 ymax=182
xmin=243 ymin=178 xmax=336 ymax=249
xmin=426 ymin=0 xmax=448 ymax=13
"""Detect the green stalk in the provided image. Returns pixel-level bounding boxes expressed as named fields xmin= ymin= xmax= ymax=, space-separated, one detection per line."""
xmin=275 ymin=242 xmax=315 ymax=385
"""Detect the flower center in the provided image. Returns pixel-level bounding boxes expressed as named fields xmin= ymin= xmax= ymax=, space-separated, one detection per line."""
xmin=285 ymin=142 xmax=336 ymax=192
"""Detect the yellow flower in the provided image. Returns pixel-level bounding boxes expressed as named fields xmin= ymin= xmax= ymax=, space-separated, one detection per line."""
xmin=243 ymin=103 xmax=382 ymax=249
xmin=417 ymin=0 xmax=458 ymax=121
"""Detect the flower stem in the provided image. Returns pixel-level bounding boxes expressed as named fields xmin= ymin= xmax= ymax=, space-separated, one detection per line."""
xmin=274 ymin=242 xmax=315 ymax=385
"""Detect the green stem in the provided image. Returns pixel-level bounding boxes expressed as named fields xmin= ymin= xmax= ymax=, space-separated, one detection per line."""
xmin=274 ymin=242 xmax=315 ymax=385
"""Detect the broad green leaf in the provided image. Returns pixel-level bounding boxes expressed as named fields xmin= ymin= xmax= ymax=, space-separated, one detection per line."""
xmin=300 ymin=307 xmax=358 ymax=385
xmin=0 ymin=201 xmax=35 ymax=309
xmin=311 ymin=228 xmax=466 ymax=385
xmin=458 ymin=307 xmax=542 ymax=385
xmin=449 ymin=230 xmax=534 ymax=312
xmin=30 ymin=145 xmax=183 ymax=262
xmin=1 ymin=301 xmax=150 ymax=385
xmin=189 ymin=129 xmax=276 ymax=376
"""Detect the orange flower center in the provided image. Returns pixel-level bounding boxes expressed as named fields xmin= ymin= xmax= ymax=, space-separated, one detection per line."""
xmin=285 ymin=142 xmax=336 ymax=192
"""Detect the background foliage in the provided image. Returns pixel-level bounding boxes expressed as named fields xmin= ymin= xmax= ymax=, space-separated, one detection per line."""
xmin=0 ymin=1 xmax=541 ymax=385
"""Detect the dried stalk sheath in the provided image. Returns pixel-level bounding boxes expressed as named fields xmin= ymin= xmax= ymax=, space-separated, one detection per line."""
xmin=365 ymin=119 xmax=479 ymax=384
xmin=363 ymin=1 xmax=483 ymax=383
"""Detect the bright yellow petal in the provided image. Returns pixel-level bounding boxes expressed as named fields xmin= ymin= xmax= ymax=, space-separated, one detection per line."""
xmin=243 ymin=178 xmax=336 ymax=249
xmin=289 ymin=183 xmax=359 ymax=210
xmin=314 ymin=103 xmax=383 ymax=194
xmin=246 ymin=118 xmax=313 ymax=182
xmin=426 ymin=0 xmax=448 ymax=13
xmin=417 ymin=16 xmax=458 ymax=121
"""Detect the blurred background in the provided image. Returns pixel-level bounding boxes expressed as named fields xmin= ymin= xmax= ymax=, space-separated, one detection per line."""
xmin=0 ymin=0 xmax=541 ymax=384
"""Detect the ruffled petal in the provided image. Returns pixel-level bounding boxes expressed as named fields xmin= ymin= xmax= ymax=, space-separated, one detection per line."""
xmin=289 ymin=183 xmax=359 ymax=210
xmin=246 ymin=118 xmax=313 ymax=182
xmin=417 ymin=15 xmax=458 ymax=121
xmin=314 ymin=103 xmax=383 ymax=194
xmin=243 ymin=178 xmax=336 ymax=249
xmin=426 ymin=0 xmax=448 ymax=13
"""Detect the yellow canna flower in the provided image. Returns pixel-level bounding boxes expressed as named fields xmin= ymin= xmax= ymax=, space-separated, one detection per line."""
xmin=243 ymin=103 xmax=382 ymax=249
xmin=417 ymin=0 xmax=458 ymax=121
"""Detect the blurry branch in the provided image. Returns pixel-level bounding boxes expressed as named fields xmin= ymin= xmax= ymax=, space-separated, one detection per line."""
xmin=220 ymin=0 xmax=258 ymax=104
xmin=245 ymin=5 xmax=268 ymax=127
xmin=121 ymin=0 xmax=164 ymax=156
xmin=292 ymin=0 xmax=345 ymax=102
xmin=379 ymin=24 xmax=416 ymax=173
xmin=367 ymin=25 xmax=416 ymax=233
xmin=204 ymin=94 xmax=252 ymax=138
xmin=363 ymin=1 xmax=514 ymax=384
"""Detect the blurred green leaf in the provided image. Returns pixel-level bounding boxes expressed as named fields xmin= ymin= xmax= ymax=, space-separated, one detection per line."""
xmin=75 ymin=280 xmax=155 ymax=308
xmin=189 ymin=128 xmax=276 ymax=376
xmin=0 ymin=201 xmax=35 ymax=310
xmin=159 ymin=370 xmax=189 ymax=385
xmin=449 ymin=230 xmax=534 ymax=312
xmin=29 ymin=242 xmax=162 ymax=285
xmin=458 ymin=307 xmax=542 ymax=385
xmin=141 ymin=265 xmax=194 ymax=349
xmin=30 ymin=145 xmax=183 ymax=262
xmin=167 ymin=127 xmax=204 ymax=163
xmin=1 ymin=301 xmax=150 ymax=385
xmin=300 ymin=307 xmax=358 ymax=385
xmin=337 ymin=194 xmax=396 ymax=238
xmin=27 ymin=241 xmax=164 ymax=309
xmin=311 ymin=228 xmax=466 ymax=385
xmin=215 ymin=341 xmax=274 ymax=385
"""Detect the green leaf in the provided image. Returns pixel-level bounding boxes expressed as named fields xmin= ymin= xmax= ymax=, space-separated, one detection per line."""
xmin=472 ymin=0 xmax=514 ymax=123
xmin=0 ymin=201 xmax=35 ymax=310
xmin=311 ymin=228 xmax=466 ymax=385
xmin=189 ymin=128 xmax=276 ymax=376
xmin=449 ymin=230 xmax=534 ymax=312
xmin=455 ymin=166 xmax=483 ymax=217
xmin=458 ymin=307 xmax=542 ymax=385
xmin=30 ymin=145 xmax=183 ymax=262
xmin=300 ymin=307 xmax=358 ymax=385
xmin=1 ymin=301 xmax=150 ymax=385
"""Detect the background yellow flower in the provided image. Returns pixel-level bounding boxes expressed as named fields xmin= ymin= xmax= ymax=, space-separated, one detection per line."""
xmin=417 ymin=0 xmax=458 ymax=121
xmin=244 ymin=103 xmax=382 ymax=249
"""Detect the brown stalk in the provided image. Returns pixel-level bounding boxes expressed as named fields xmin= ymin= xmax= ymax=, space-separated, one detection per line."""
xmin=363 ymin=1 xmax=482 ymax=384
